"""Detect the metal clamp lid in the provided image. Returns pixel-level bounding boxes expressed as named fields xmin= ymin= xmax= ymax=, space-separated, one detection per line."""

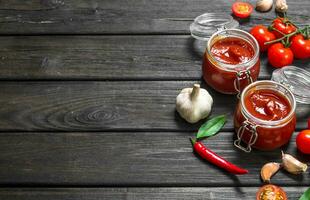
xmin=271 ymin=66 xmax=310 ymax=104
xmin=234 ymin=120 xmax=258 ymax=153
xmin=190 ymin=13 xmax=239 ymax=41
xmin=234 ymin=69 xmax=253 ymax=99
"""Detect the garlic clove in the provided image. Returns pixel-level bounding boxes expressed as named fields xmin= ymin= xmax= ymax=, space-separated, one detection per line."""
xmin=260 ymin=162 xmax=281 ymax=183
xmin=275 ymin=0 xmax=288 ymax=13
xmin=176 ymin=84 xmax=213 ymax=123
xmin=256 ymin=0 xmax=273 ymax=12
xmin=281 ymin=151 xmax=308 ymax=175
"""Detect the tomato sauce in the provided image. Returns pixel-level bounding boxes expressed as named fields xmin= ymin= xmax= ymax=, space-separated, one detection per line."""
xmin=244 ymin=89 xmax=291 ymax=121
xmin=211 ymin=37 xmax=255 ymax=65
xmin=203 ymin=36 xmax=260 ymax=94
xmin=234 ymin=88 xmax=296 ymax=150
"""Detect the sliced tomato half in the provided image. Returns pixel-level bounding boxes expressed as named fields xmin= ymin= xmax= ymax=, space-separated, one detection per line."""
xmin=232 ymin=2 xmax=253 ymax=18
xmin=256 ymin=184 xmax=287 ymax=200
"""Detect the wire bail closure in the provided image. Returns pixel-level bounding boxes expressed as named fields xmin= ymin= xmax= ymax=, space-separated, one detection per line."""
xmin=234 ymin=69 xmax=253 ymax=98
xmin=234 ymin=120 xmax=258 ymax=153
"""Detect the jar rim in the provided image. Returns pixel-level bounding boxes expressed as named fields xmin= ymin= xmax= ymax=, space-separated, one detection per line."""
xmin=240 ymin=80 xmax=296 ymax=127
xmin=206 ymin=29 xmax=260 ymax=73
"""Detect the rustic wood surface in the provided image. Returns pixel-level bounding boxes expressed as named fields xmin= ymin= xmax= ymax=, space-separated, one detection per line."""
xmin=0 ymin=81 xmax=308 ymax=131
xmin=0 ymin=0 xmax=309 ymax=199
xmin=0 ymin=187 xmax=308 ymax=200
xmin=0 ymin=0 xmax=308 ymax=34
xmin=0 ymin=132 xmax=309 ymax=186
xmin=0 ymin=36 xmax=308 ymax=80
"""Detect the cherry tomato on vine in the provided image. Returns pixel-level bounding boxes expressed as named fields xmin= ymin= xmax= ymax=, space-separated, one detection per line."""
xmin=296 ymin=130 xmax=310 ymax=154
xmin=256 ymin=184 xmax=287 ymax=200
xmin=271 ymin=18 xmax=297 ymax=39
xmin=290 ymin=34 xmax=310 ymax=59
xmin=232 ymin=2 xmax=253 ymax=18
xmin=267 ymin=43 xmax=294 ymax=68
xmin=250 ymin=25 xmax=276 ymax=52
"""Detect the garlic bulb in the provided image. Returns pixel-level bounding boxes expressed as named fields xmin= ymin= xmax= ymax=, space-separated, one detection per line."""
xmin=282 ymin=151 xmax=308 ymax=175
xmin=256 ymin=0 xmax=273 ymax=12
xmin=275 ymin=0 xmax=288 ymax=13
xmin=176 ymin=84 xmax=213 ymax=123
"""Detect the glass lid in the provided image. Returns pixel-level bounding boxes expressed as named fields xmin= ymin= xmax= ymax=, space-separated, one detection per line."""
xmin=190 ymin=13 xmax=239 ymax=41
xmin=271 ymin=66 xmax=310 ymax=104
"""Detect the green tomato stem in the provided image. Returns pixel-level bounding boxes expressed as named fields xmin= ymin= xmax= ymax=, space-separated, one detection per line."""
xmin=264 ymin=25 xmax=310 ymax=47
xmin=269 ymin=25 xmax=286 ymax=36
xmin=264 ymin=30 xmax=298 ymax=46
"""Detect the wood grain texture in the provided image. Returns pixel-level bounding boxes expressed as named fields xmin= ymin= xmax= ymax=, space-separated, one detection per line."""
xmin=0 ymin=35 xmax=309 ymax=80
xmin=0 ymin=81 xmax=308 ymax=131
xmin=0 ymin=187 xmax=308 ymax=199
xmin=0 ymin=0 xmax=309 ymax=34
xmin=0 ymin=132 xmax=309 ymax=186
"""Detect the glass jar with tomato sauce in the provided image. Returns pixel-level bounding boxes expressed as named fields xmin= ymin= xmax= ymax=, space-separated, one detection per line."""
xmin=234 ymin=80 xmax=296 ymax=152
xmin=204 ymin=29 xmax=260 ymax=95
xmin=190 ymin=13 xmax=260 ymax=95
xmin=234 ymin=66 xmax=310 ymax=152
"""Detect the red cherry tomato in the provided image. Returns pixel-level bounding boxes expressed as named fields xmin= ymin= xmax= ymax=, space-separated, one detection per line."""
xmin=256 ymin=184 xmax=287 ymax=200
xmin=290 ymin=34 xmax=310 ymax=59
xmin=296 ymin=130 xmax=310 ymax=154
xmin=271 ymin=18 xmax=297 ymax=39
xmin=232 ymin=2 xmax=253 ymax=18
xmin=250 ymin=25 xmax=276 ymax=52
xmin=267 ymin=43 xmax=294 ymax=68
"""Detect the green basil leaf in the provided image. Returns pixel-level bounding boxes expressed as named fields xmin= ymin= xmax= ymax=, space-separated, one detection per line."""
xmin=196 ymin=115 xmax=226 ymax=139
xmin=299 ymin=187 xmax=310 ymax=200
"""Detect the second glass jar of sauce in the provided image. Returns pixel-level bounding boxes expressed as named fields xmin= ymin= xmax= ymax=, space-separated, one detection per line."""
xmin=203 ymin=29 xmax=260 ymax=95
xmin=234 ymin=80 xmax=296 ymax=152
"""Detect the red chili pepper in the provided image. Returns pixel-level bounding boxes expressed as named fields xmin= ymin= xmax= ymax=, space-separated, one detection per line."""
xmin=191 ymin=138 xmax=248 ymax=174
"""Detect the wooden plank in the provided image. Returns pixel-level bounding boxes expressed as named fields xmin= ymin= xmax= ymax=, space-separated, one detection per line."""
xmin=0 ymin=187 xmax=308 ymax=199
xmin=0 ymin=0 xmax=309 ymax=34
xmin=0 ymin=35 xmax=202 ymax=80
xmin=0 ymin=35 xmax=309 ymax=80
xmin=0 ymin=132 xmax=309 ymax=186
xmin=0 ymin=81 xmax=308 ymax=131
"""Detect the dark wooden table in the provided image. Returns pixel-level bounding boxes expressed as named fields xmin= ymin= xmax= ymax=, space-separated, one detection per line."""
xmin=0 ymin=0 xmax=309 ymax=199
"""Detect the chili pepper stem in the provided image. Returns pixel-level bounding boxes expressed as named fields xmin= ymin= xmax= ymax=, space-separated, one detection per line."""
xmin=190 ymin=137 xmax=196 ymax=146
